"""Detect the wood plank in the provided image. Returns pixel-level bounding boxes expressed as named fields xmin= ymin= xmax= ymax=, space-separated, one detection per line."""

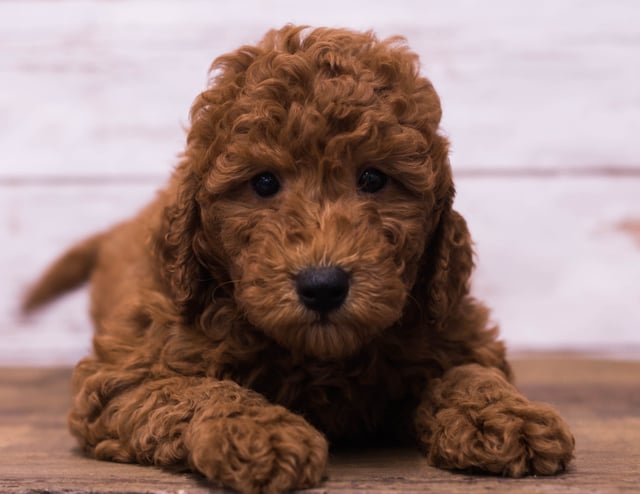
xmin=0 ymin=358 xmax=638 ymax=493
xmin=2 ymin=176 xmax=639 ymax=364
xmin=1 ymin=0 xmax=639 ymax=177
xmin=454 ymin=176 xmax=640 ymax=352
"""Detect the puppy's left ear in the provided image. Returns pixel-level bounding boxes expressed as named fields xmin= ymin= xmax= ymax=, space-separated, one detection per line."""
xmin=414 ymin=184 xmax=474 ymax=330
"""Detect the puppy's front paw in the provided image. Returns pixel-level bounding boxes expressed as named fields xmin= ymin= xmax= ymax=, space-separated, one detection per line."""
xmin=428 ymin=401 xmax=575 ymax=477
xmin=187 ymin=407 xmax=328 ymax=494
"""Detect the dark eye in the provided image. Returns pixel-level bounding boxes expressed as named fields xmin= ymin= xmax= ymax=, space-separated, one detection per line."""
xmin=251 ymin=172 xmax=280 ymax=197
xmin=357 ymin=168 xmax=387 ymax=193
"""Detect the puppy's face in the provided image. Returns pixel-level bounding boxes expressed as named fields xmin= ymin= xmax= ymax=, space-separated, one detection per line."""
xmin=191 ymin=29 xmax=449 ymax=359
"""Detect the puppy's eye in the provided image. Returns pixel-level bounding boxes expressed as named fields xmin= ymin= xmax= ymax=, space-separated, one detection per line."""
xmin=357 ymin=168 xmax=387 ymax=193
xmin=251 ymin=172 xmax=280 ymax=197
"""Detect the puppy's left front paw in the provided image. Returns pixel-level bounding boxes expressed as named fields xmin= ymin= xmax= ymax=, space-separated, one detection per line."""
xmin=427 ymin=400 xmax=575 ymax=477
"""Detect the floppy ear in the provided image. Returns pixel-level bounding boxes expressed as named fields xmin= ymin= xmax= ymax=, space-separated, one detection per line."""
xmin=414 ymin=187 xmax=474 ymax=330
xmin=154 ymin=167 xmax=216 ymax=322
xmin=152 ymin=39 xmax=263 ymax=322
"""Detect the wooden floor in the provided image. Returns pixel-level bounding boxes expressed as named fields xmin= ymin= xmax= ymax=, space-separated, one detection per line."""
xmin=1 ymin=356 xmax=638 ymax=493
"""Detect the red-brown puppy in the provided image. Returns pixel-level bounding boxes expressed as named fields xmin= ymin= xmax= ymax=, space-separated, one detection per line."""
xmin=25 ymin=25 xmax=574 ymax=494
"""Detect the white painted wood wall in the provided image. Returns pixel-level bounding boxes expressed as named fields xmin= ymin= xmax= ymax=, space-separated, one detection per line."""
xmin=2 ymin=0 xmax=640 ymax=364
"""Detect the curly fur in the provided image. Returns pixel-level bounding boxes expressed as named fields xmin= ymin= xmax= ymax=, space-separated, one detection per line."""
xmin=24 ymin=26 xmax=574 ymax=494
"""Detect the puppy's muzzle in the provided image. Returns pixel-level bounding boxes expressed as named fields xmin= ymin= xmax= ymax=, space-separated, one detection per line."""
xmin=295 ymin=267 xmax=349 ymax=314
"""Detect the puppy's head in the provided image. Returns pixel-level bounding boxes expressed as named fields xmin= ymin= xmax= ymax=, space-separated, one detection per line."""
xmin=157 ymin=26 xmax=472 ymax=359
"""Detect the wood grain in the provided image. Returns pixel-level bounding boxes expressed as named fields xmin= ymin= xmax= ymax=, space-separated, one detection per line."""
xmin=1 ymin=358 xmax=638 ymax=493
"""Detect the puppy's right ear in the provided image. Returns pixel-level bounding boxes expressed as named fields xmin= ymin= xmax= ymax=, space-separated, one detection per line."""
xmin=154 ymin=42 xmax=260 ymax=322
xmin=154 ymin=166 xmax=212 ymax=322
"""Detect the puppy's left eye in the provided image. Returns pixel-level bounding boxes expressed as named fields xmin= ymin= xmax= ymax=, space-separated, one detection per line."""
xmin=251 ymin=172 xmax=280 ymax=197
xmin=357 ymin=168 xmax=387 ymax=194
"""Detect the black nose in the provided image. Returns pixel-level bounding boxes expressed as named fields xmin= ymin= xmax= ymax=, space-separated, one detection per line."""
xmin=296 ymin=267 xmax=349 ymax=313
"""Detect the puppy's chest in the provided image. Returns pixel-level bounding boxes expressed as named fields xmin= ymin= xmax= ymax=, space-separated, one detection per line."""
xmin=237 ymin=358 xmax=421 ymax=441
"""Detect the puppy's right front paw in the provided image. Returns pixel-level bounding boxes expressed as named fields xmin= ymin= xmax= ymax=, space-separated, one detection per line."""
xmin=187 ymin=409 xmax=328 ymax=494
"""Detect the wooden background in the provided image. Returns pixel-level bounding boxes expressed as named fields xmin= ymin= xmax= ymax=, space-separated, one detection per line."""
xmin=2 ymin=0 xmax=640 ymax=365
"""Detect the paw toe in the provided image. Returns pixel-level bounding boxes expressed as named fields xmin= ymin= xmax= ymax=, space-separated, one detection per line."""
xmin=428 ymin=402 xmax=574 ymax=477
xmin=188 ymin=413 xmax=328 ymax=493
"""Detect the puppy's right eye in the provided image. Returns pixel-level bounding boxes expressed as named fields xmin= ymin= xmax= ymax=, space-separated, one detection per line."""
xmin=357 ymin=168 xmax=387 ymax=194
xmin=251 ymin=172 xmax=281 ymax=197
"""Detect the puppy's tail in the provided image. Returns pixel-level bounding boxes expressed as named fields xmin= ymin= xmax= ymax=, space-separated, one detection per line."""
xmin=22 ymin=232 xmax=105 ymax=313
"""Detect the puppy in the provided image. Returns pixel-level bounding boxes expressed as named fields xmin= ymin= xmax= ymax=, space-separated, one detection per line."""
xmin=24 ymin=25 xmax=574 ymax=494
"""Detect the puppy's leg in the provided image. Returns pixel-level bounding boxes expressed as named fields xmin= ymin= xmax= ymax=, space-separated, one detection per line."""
xmin=414 ymin=364 xmax=574 ymax=477
xmin=69 ymin=369 xmax=328 ymax=494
